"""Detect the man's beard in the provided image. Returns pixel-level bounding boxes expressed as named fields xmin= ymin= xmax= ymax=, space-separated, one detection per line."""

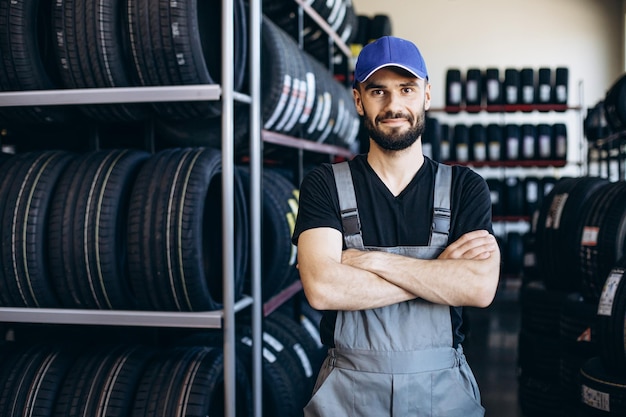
xmin=364 ymin=109 xmax=425 ymax=151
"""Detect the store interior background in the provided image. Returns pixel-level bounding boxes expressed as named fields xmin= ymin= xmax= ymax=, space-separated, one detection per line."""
xmin=355 ymin=0 xmax=624 ymax=176
xmin=350 ymin=0 xmax=625 ymax=415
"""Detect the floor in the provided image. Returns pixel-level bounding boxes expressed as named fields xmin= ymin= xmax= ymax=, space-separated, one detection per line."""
xmin=464 ymin=277 xmax=525 ymax=417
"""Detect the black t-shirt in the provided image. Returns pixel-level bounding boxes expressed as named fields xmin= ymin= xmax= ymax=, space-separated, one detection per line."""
xmin=292 ymin=154 xmax=494 ymax=348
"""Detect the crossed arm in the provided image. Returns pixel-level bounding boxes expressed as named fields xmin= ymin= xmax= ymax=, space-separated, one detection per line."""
xmin=297 ymin=228 xmax=500 ymax=311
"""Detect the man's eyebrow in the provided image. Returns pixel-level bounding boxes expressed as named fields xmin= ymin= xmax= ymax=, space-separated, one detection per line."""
xmin=363 ymin=82 xmax=385 ymax=91
xmin=363 ymin=80 xmax=419 ymax=91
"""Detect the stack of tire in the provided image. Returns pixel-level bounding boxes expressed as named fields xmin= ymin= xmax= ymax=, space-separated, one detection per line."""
xmin=0 ymin=301 xmax=326 ymax=417
xmin=519 ymin=176 xmax=626 ymax=416
xmin=431 ymin=122 xmax=568 ymax=164
xmin=0 ymin=147 xmax=302 ymax=310
xmin=0 ymin=146 xmax=325 ymax=415
xmin=0 ymin=0 xmax=360 ymax=157
xmin=262 ymin=0 xmax=359 ymax=66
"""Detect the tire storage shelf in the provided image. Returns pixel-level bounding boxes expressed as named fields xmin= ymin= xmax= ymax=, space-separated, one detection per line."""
xmin=0 ymin=13 xmax=254 ymax=417
xmin=0 ymin=0 xmax=357 ymax=416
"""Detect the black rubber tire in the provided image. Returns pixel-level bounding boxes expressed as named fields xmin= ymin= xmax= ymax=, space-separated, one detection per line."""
xmin=596 ymin=257 xmax=626 ymax=374
xmin=265 ymin=310 xmax=321 ymax=401
xmin=127 ymin=147 xmax=247 ymax=311
xmin=520 ymin=281 xmax=567 ymax=336
xmin=261 ymin=16 xmax=360 ymax=151
xmin=0 ymin=151 xmax=74 ymax=307
xmin=604 ymin=73 xmax=626 ymax=132
xmin=368 ymin=14 xmax=392 ymax=41
xmin=53 ymin=344 xmax=156 ymax=417
xmin=0 ymin=0 xmax=75 ymax=124
xmin=579 ymin=356 xmax=626 ymax=416
xmin=576 ymin=181 xmax=626 ymax=301
xmin=559 ymin=292 xmax=598 ymax=404
xmin=0 ymin=343 xmax=78 ymax=417
xmin=585 ymin=100 xmax=612 ymax=142
xmin=131 ymin=345 xmax=252 ymax=417
xmin=126 ymin=0 xmax=247 ymax=120
xmin=236 ymin=322 xmax=302 ymax=417
xmin=52 ymin=0 xmax=149 ymax=122
xmin=261 ymin=17 xmax=299 ymax=133
xmin=517 ymin=373 xmax=562 ymax=417
xmin=534 ymin=177 xmax=609 ymax=293
xmin=47 ymin=149 xmax=150 ymax=309
xmin=239 ymin=167 xmax=299 ymax=301
xmin=517 ymin=329 xmax=560 ymax=381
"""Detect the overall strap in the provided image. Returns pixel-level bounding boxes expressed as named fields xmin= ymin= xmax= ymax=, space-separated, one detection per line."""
xmin=430 ymin=163 xmax=452 ymax=247
xmin=333 ymin=161 xmax=452 ymax=249
xmin=332 ymin=162 xmax=365 ymax=250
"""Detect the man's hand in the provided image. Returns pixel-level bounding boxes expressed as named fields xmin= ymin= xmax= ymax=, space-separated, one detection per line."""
xmin=438 ymin=230 xmax=498 ymax=260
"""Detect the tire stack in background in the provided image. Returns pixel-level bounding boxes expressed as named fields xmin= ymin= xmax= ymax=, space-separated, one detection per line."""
xmin=0 ymin=0 xmax=358 ymax=415
xmin=518 ymin=176 xmax=626 ymax=416
xmin=422 ymin=121 xmax=568 ymax=165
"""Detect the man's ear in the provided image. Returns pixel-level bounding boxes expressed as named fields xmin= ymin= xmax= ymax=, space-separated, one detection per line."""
xmin=353 ymin=88 xmax=364 ymax=116
xmin=424 ymin=82 xmax=432 ymax=111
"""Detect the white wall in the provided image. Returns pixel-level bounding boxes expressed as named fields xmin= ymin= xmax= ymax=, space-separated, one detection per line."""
xmin=352 ymin=0 xmax=624 ymax=175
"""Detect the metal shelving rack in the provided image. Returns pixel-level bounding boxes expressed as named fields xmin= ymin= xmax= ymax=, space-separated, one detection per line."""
xmin=0 ymin=0 xmax=355 ymax=416
xmin=0 ymin=1 xmax=261 ymax=417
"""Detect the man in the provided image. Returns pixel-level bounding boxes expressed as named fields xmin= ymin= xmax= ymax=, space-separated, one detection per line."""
xmin=291 ymin=36 xmax=500 ymax=416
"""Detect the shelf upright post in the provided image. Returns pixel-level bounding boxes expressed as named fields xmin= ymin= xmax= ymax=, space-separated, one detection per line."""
xmin=578 ymin=79 xmax=586 ymax=176
xmin=249 ymin=0 xmax=263 ymax=416
xmin=221 ymin=0 xmax=236 ymax=414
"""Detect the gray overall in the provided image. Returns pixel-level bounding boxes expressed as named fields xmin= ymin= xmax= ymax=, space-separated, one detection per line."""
xmin=303 ymin=162 xmax=485 ymax=417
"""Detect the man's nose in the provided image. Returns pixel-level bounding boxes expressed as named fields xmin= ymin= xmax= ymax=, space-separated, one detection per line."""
xmin=384 ymin=92 xmax=404 ymax=113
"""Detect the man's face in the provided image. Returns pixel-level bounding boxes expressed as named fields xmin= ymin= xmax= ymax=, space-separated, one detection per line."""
xmin=354 ymin=67 xmax=431 ymax=151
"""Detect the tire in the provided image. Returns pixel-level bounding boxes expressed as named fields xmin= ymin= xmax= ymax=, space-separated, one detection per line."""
xmin=52 ymin=0 xmax=149 ymax=122
xmin=0 ymin=151 xmax=74 ymax=307
xmin=265 ymin=310 xmax=321 ymax=400
xmin=0 ymin=0 xmax=76 ymax=124
xmin=53 ymin=344 xmax=156 ymax=417
xmin=535 ymin=177 xmax=609 ymax=293
xmin=520 ymin=281 xmax=568 ymax=336
xmin=560 ymin=292 xmax=598 ymax=404
xmin=596 ymin=258 xmax=626 ymax=374
xmin=131 ymin=346 xmax=252 ymax=417
xmin=579 ymin=356 xmax=626 ymax=416
xmin=127 ymin=147 xmax=247 ymax=311
xmin=576 ymin=181 xmax=626 ymax=301
xmin=239 ymin=167 xmax=299 ymax=301
xmin=0 ymin=343 xmax=78 ymax=417
xmin=126 ymin=0 xmax=247 ymax=120
xmin=517 ymin=373 xmax=562 ymax=417
xmin=604 ymin=73 xmax=626 ymax=132
xmin=585 ymin=100 xmax=611 ymax=142
xmin=237 ymin=322 xmax=303 ymax=417
xmin=47 ymin=149 xmax=150 ymax=309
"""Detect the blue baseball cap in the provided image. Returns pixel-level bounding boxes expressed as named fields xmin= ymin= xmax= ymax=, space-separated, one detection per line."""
xmin=353 ymin=36 xmax=428 ymax=86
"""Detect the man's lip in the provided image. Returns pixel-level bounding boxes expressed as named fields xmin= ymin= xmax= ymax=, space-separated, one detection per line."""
xmin=380 ymin=118 xmax=408 ymax=125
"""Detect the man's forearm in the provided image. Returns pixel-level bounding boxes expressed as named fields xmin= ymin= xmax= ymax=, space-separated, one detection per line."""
xmin=300 ymin=259 xmax=417 ymax=311
xmin=352 ymin=251 xmax=500 ymax=307
xmin=341 ymin=231 xmax=501 ymax=307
